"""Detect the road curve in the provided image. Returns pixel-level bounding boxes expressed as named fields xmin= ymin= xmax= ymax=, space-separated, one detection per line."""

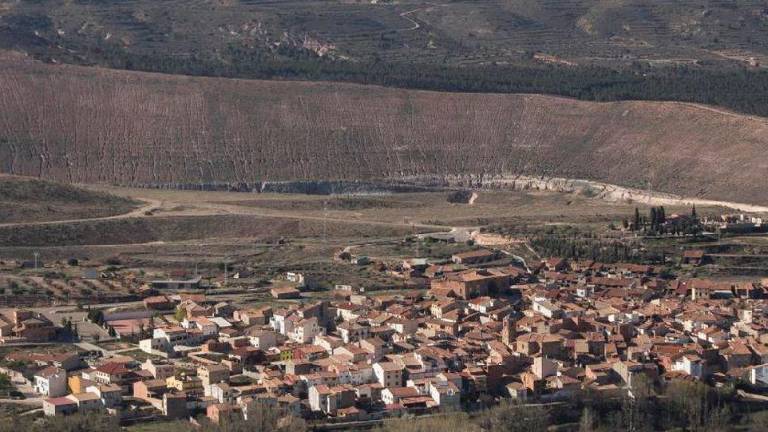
xmin=0 ymin=198 xmax=162 ymax=228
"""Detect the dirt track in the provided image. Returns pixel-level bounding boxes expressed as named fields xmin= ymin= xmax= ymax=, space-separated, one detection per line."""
xmin=0 ymin=198 xmax=162 ymax=228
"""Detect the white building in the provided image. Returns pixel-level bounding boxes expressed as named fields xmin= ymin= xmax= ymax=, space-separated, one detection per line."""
xmin=373 ymin=362 xmax=404 ymax=388
xmin=34 ymin=367 xmax=68 ymax=397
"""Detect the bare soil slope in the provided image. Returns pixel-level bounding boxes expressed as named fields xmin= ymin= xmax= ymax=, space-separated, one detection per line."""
xmin=1 ymin=56 xmax=767 ymax=204
xmin=0 ymin=174 xmax=139 ymax=224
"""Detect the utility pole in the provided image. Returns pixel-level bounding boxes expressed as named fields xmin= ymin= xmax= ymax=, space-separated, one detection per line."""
xmin=223 ymin=257 xmax=228 ymax=286
xmin=646 ymin=179 xmax=652 ymax=204
xmin=33 ymin=251 xmax=39 ymax=270
xmin=323 ymin=200 xmax=328 ymax=246
xmin=195 ymin=243 xmax=201 ymax=277
xmin=413 ymin=223 xmax=419 ymax=257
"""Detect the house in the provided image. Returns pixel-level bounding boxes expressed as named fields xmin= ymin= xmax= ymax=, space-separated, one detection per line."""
xmin=86 ymin=383 xmax=122 ymax=407
xmin=199 ymin=364 xmax=230 ymax=396
xmin=67 ymin=392 xmax=103 ymax=412
xmin=451 ymin=249 xmax=497 ymax=265
xmin=543 ymin=258 xmax=569 ymax=272
xmin=163 ymin=392 xmax=189 ymax=418
xmin=429 ymin=380 xmax=461 ymax=410
xmin=242 ymin=394 xmax=278 ymax=420
xmin=150 ymin=276 xmax=202 ymax=290
xmin=8 ymin=310 xmax=57 ymax=341
xmin=271 ymin=286 xmax=301 ymax=299
xmin=210 ymin=382 xmax=236 ymax=404
xmin=430 ymin=299 xmax=459 ymax=319
xmin=43 ymin=397 xmax=78 ymax=416
xmin=207 ymin=403 xmax=242 ymax=424
xmin=133 ymin=378 xmax=169 ymax=400
xmin=309 ymin=384 xmax=337 ymax=414
xmin=35 ymin=367 xmax=68 ymax=397
xmin=672 ymin=354 xmax=705 ymax=379
xmin=430 ymin=269 xmax=510 ymax=299
xmin=91 ymin=362 xmax=136 ymax=387
xmin=681 ymin=250 xmax=706 ymax=266
xmin=337 ymin=321 xmax=370 ymax=343
xmin=290 ymin=317 xmax=321 ymax=344
xmin=749 ymin=364 xmax=768 ymax=387
xmin=373 ymin=362 xmax=404 ymax=388
xmin=532 ymin=298 xmax=562 ymax=319
xmin=286 ymin=272 xmax=305 ymax=285
xmin=144 ymin=295 xmax=174 ymax=310
xmin=248 ymin=330 xmax=278 ymax=350
xmin=382 ymin=386 xmax=420 ymax=405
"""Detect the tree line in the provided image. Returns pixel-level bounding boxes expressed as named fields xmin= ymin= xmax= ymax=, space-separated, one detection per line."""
xmin=63 ymin=40 xmax=768 ymax=118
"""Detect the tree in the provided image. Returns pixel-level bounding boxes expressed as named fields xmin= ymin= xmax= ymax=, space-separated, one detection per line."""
xmin=650 ymin=207 xmax=658 ymax=232
xmin=579 ymin=407 xmax=597 ymax=432
xmin=633 ymin=207 xmax=641 ymax=231
xmin=0 ymin=411 xmax=119 ymax=432
xmin=378 ymin=414 xmax=478 ymax=432
xmin=174 ymin=306 xmax=187 ymax=322
xmin=481 ymin=401 xmax=550 ymax=432
xmin=198 ymin=406 xmax=307 ymax=432
xmin=87 ymin=310 xmax=104 ymax=325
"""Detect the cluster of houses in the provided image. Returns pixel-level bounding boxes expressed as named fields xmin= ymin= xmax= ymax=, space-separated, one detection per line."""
xmin=702 ymin=214 xmax=766 ymax=234
xmin=4 ymin=247 xmax=768 ymax=427
xmin=0 ymin=309 xmax=56 ymax=342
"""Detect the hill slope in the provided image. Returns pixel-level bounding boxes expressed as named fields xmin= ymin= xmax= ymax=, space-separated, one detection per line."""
xmin=0 ymin=175 xmax=139 ymax=224
xmin=2 ymin=0 xmax=768 ymax=67
xmin=1 ymin=55 xmax=767 ymax=204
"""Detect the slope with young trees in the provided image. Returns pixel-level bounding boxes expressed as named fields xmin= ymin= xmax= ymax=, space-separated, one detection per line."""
xmin=2 ymin=55 xmax=768 ymax=204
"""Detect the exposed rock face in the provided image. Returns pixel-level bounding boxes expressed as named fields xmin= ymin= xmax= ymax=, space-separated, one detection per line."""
xmin=2 ymin=58 xmax=768 ymax=204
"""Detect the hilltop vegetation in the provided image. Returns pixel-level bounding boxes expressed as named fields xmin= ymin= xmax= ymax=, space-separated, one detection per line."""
xmin=0 ymin=175 xmax=138 ymax=223
xmin=1 ymin=56 xmax=768 ymax=204
xmin=1 ymin=1 xmax=768 ymax=115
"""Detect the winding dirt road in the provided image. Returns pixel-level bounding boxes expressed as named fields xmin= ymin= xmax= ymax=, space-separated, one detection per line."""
xmin=0 ymin=198 xmax=161 ymax=228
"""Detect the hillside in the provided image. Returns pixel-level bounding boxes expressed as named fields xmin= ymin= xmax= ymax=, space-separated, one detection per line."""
xmin=1 ymin=55 xmax=768 ymax=205
xmin=0 ymin=175 xmax=139 ymax=224
xmin=2 ymin=1 xmax=768 ymax=116
xmin=2 ymin=0 xmax=767 ymax=67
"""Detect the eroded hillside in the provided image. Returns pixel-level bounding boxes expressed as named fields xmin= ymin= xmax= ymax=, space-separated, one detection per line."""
xmin=1 ymin=54 xmax=767 ymax=204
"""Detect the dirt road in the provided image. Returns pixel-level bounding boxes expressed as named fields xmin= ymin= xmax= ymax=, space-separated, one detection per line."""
xmin=0 ymin=198 xmax=161 ymax=228
xmin=435 ymin=174 xmax=768 ymax=214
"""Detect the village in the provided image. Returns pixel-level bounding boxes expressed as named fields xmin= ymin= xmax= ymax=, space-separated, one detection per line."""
xmin=3 ymin=225 xmax=768 ymax=430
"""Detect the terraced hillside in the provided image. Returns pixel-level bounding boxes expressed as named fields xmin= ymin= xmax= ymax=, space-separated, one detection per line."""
xmin=1 ymin=54 xmax=768 ymax=204
xmin=2 ymin=0 xmax=768 ymax=66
